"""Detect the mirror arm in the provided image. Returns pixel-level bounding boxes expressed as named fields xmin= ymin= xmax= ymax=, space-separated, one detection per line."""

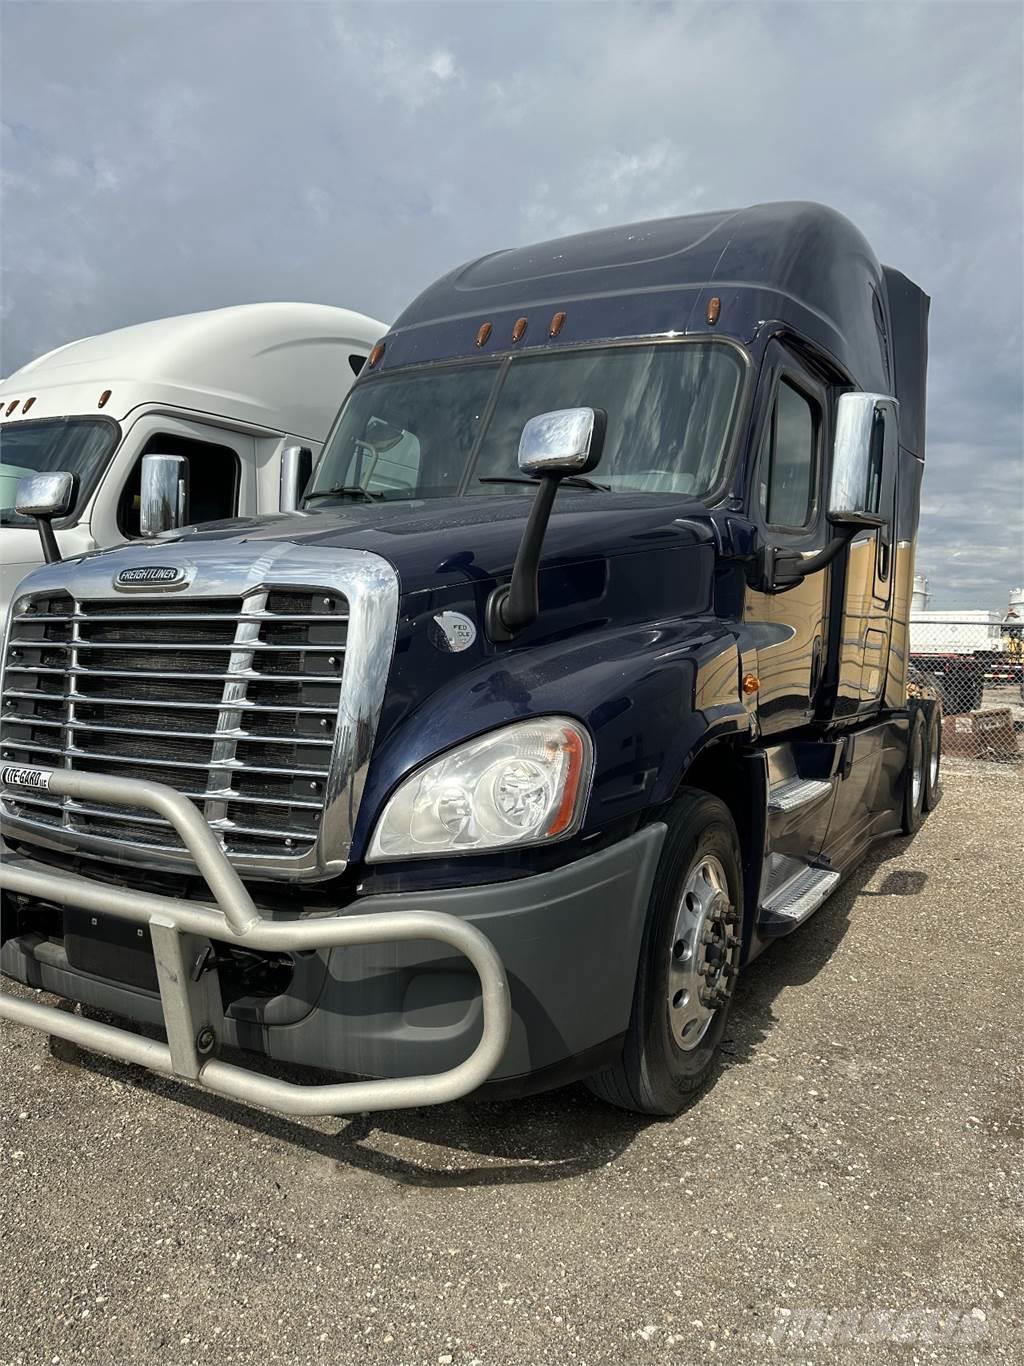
xmin=764 ymin=517 xmax=882 ymax=591
xmin=485 ymin=475 xmax=560 ymax=641
xmin=34 ymin=516 xmax=61 ymax=565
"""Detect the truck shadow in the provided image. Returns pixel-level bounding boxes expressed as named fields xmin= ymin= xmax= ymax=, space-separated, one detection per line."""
xmin=60 ymin=835 xmax=925 ymax=1188
xmin=720 ymin=834 xmax=927 ymax=1072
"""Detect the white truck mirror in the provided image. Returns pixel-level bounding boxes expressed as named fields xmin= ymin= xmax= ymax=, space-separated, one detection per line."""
xmin=279 ymin=444 xmax=313 ymax=513
xmin=140 ymin=453 xmax=189 ymax=537
xmin=15 ymin=471 xmax=74 ymax=564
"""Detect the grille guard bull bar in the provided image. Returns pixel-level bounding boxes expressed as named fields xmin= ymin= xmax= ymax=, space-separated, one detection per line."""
xmin=0 ymin=768 xmax=512 ymax=1116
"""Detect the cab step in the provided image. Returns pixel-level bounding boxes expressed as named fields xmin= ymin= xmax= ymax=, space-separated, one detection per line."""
xmin=767 ymin=777 xmax=833 ymax=814
xmin=757 ymin=858 xmax=841 ymax=937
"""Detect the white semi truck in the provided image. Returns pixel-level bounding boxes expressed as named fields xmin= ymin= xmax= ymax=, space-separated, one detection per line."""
xmin=0 ymin=302 xmax=385 ymax=619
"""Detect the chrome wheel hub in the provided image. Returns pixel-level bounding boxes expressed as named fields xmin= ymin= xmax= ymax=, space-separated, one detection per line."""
xmin=912 ymin=733 xmax=924 ymax=808
xmin=668 ymin=854 xmax=740 ymax=1052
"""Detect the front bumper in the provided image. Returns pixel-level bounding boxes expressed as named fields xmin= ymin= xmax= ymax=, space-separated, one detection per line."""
xmin=1 ymin=768 xmax=665 ymax=1113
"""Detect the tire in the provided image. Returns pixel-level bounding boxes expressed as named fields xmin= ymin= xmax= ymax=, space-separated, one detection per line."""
xmin=923 ymin=705 xmax=942 ymax=811
xmin=901 ymin=709 xmax=926 ymax=835
xmin=586 ymin=790 xmax=743 ymax=1117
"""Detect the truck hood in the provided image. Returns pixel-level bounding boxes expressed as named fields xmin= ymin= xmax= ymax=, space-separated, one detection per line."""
xmin=152 ymin=492 xmax=717 ymax=595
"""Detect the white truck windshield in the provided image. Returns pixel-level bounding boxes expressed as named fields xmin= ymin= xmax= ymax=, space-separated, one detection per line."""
xmin=307 ymin=342 xmax=744 ymax=504
xmin=0 ymin=417 xmax=120 ymax=524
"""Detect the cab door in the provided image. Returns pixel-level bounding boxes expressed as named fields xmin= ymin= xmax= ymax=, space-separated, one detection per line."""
xmin=743 ymin=341 xmax=831 ymax=736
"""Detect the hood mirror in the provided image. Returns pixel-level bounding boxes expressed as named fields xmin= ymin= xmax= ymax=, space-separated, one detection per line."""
xmin=16 ymin=470 xmax=74 ymax=564
xmin=518 ymin=407 xmax=604 ymax=478
xmin=487 ymin=407 xmax=607 ymax=642
xmin=140 ymin=453 xmax=189 ymax=537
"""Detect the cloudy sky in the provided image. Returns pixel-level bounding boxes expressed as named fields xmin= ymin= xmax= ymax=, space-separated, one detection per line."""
xmin=2 ymin=0 xmax=1020 ymax=607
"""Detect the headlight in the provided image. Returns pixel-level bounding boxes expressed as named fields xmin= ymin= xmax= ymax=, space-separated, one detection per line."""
xmin=366 ymin=717 xmax=593 ymax=861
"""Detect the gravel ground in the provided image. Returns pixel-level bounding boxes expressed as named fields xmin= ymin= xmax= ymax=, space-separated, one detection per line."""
xmin=1 ymin=767 xmax=1021 ymax=1365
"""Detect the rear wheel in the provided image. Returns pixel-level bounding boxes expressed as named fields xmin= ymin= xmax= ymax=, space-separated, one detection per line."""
xmin=586 ymin=790 xmax=743 ymax=1116
xmin=901 ymin=709 xmax=926 ymax=835
xmin=923 ymin=705 xmax=942 ymax=811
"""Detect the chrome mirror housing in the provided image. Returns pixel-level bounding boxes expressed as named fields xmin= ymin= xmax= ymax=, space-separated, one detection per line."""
xmin=16 ymin=471 xmax=75 ymax=564
xmin=279 ymin=444 xmax=313 ymax=514
xmin=518 ymin=407 xmax=604 ymax=477
xmin=830 ymin=392 xmax=898 ymax=524
xmin=140 ymin=453 xmax=189 ymax=537
xmin=15 ymin=470 xmax=74 ymax=520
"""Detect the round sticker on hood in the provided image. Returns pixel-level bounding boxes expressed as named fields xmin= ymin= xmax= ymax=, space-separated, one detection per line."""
xmin=430 ymin=610 xmax=477 ymax=653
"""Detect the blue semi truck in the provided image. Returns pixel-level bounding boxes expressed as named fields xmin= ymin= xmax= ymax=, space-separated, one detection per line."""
xmin=0 ymin=202 xmax=939 ymax=1116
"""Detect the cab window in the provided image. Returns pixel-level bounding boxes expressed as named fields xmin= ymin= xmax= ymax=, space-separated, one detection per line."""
xmin=118 ymin=434 xmax=239 ymax=536
xmin=761 ymin=379 xmax=819 ymax=530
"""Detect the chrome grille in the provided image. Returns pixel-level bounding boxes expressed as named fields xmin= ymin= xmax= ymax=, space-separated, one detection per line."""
xmin=1 ymin=588 xmax=349 ymax=864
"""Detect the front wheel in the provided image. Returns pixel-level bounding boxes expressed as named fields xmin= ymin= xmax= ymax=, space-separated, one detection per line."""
xmin=586 ymin=790 xmax=743 ymax=1116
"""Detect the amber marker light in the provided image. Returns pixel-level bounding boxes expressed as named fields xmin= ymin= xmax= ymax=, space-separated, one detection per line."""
xmin=367 ymin=342 xmax=385 ymax=368
xmin=742 ymin=672 xmax=760 ymax=696
xmin=706 ymin=296 xmax=721 ymax=325
xmin=511 ymin=317 xmax=528 ymax=343
xmin=549 ymin=311 xmax=566 ymax=338
xmin=22 ymin=397 xmax=36 ymax=413
xmin=475 ymin=321 xmax=492 ymax=348
xmin=545 ymin=725 xmax=588 ymax=838
xmin=5 ymin=400 xmax=18 ymax=416
xmin=98 ymin=389 xmax=112 ymax=408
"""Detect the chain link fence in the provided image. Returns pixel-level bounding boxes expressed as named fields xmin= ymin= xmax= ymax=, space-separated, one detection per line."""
xmin=909 ymin=616 xmax=1023 ymax=766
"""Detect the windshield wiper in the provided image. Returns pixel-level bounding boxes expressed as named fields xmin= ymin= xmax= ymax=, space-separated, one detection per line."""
xmin=304 ymin=484 xmax=384 ymax=504
xmin=478 ymin=475 xmax=610 ymax=492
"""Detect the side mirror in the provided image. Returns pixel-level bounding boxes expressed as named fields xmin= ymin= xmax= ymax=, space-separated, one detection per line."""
xmin=518 ymin=407 xmax=605 ymax=477
xmin=16 ymin=471 xmax=74 ymax=564
xmin=829 ymin=392 xmax=898 ymax=525
xmin=279 ymin=444 xmax=313 ymax=514
xmin=140 ymin=453 xmax=189 ymax=537
xmin=487 ymin=407 xmax=607 ymax=641
xmin=758 ymin=391 xmax=897 ymax=593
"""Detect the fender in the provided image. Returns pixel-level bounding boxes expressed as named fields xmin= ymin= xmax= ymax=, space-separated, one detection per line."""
xmin=352 ymin=573 xmax=751 ymax=861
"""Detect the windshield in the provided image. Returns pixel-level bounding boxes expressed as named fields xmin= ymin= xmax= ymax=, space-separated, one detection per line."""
xmin=0 ymin=417 xmax=120 ymax=525
xmin=307 ymin=342 xmax=744 ymax=505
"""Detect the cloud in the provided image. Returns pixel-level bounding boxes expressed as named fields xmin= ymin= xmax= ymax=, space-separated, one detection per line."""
xmin=331 ymin=14 xmax=460 ymax=110
xmin=1 ymin=0 xmax=1020 ymax=607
